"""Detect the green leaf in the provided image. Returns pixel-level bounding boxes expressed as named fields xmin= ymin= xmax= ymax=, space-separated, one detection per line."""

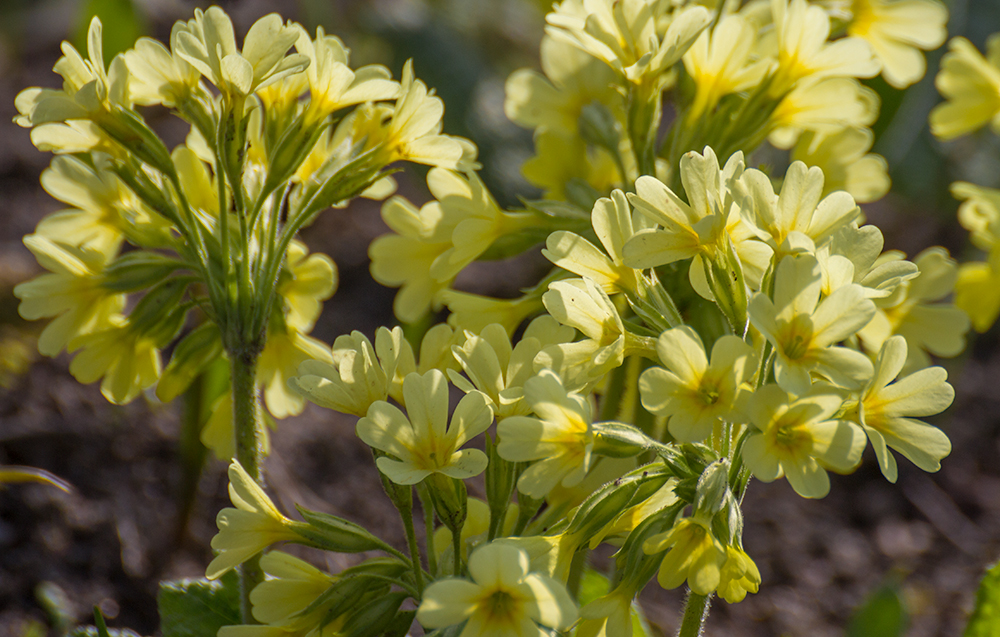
xmin=965 ymin=561 xmax=1000 ymax=636
xmin=846 ymin=581 xmax=908 ymax=637
xmin=158 ymin=572 xmax=241 ymax=637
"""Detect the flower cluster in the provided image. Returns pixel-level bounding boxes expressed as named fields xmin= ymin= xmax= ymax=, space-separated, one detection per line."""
xmin=14 ymin=2 xmax=975 ymax=637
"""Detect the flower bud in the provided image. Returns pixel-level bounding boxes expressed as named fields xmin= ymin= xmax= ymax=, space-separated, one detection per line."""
xmin=692 ymin=460 xmax=731 ymax=521
xmin=292 ymin=505 xmax=389 ymax=554
xmin=341 ymin=592 xmax=408 ymax=637
xmin=425 ymin=473 xmax=468 ymax=535
xmin=591 ymin=421 xmax=652 ymax=458
xmin=702 ymin=235 xmax=749 ymax=335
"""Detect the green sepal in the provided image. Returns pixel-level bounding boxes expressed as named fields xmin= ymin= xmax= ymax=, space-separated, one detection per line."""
xmin=702 ymin=235 xmax=749 ymax=336
xmin=292 ymin=505 xmax=388 ymax=554
xmin=297 ymin=558 xmax=408 ymax=625
xmin=102 ymin=251 xmax=188 ymax=293
xmin=425 ymin=473 xmax=468 ymax=536
xmin=128 ymin=277 xmax=191 ymax=346
xmin=691 ymin=460 xmax=731 ymax=521
xmin=567 ymin=464 xmax=669 ymax=538
xmin=156 ymin=571 xmax=241 ymax=637
xmin=592 ymin=421 xmax=656 ymax=458
xmin=340 ymin=592 xmax=409 ymax=637
xmin=96 ymin=106 xmax=176 ymax=179
xmin=157 ymin=323 xmax=224 ymax=402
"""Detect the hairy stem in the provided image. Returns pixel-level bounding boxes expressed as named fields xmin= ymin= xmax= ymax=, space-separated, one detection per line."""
xmin=230 ymin=347 xmax=264 ymax=623
xmin=677 ymin=591 xmax=712 ymax=637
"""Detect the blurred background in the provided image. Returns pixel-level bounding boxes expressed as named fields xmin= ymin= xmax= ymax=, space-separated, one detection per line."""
xmin=1 ymin=0 xmax=1000 ymax=635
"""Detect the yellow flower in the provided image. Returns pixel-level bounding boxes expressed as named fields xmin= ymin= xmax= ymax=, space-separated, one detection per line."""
xmin=930 ymin=35 xmax=1000 ymax=140
xmin=450 ymin=319 xmax=574 ymax=420
xmin=955 ymin=258 xmax=1000 ymax=333
xmin=767 ymin=0 xmax=879 ymax=95
xmin=543 ymin=190 xmax=640 ymax=295
xmin=368 ymin=196 xmax=455 ymax=323
xmin=769 ymin=77 xmax=879 ymax=149
xmin=289 ymin=327 xmax=407 ymax=416
xmin=442 ymin=289 xmax=545 ymax=336
xmin=847 ymin=0 xmax=947 ymax=88
xmin=172 ymin=8 xmax=307 ymax=97
xmin=860 ymin=248 xmax=970 ymax=372
xmin=258 ymin=325 xmax=334 ymax=419
xmin=748 ymin=252 xmax=875 ymax=394
xmin=536 ymin=278 xmax=631 ymax=390
xmin=14 ymin=18 xmax=130 ymax=129
xmin=742 ymin=384 xmax=866 ymax=498
xmin=643 ymin=517 xmax=726 ymax=595
xmin=416 ymin=543 xmax=577 ymax=636
xmin=380 ymin=60 xmax=465 ymax=168
xmin=682 ymin=14 xmax=772 ymax=119
xmin=529 ymin=131 xmax=624 ymax=202
xmin=736 ymin=159 xmax=862 ymax=252
xmin=716 ymin=546 xmax=761 ymax=603
xmin=546 ymin=0 xmax=711 ymax=85
xmin=505 ymin=36 xmax=621 ymax=137
xmin=356 ymin=369 xmax=493 ymax=485
xmin=623 ymin=148 xmax=772 ymax=295
xmin=791 ymin=128 xmax=890 ymax=204
xmin=68 ymin=319 xmax=161 ymax=405
xmin=277 ymin=241 xmax=337 ymax=332
xmin=952 ymin=181 xmax=1000 ymax=251
xmin=496 ymin=370 xmax=594 ymax=498
xmin=244 ymin=551 xmax=335 ymax=625
xmin=293 ymin=26 xmax=398 ymax=125
xmin=124 ymin=31 xmax=201 ymax=107
xmin=852 ymin=336 xmax=953 ymax=482
xmin=639 ymin=327 xmax=756 ymax=443
xmin=13 ymin=235 xmax=123 ymax=357
xmin=206 ymin=461 xmax=300 ymax=580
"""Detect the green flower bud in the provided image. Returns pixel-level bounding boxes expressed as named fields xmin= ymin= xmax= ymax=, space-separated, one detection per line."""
xmin=292 ymin=505 xmax=389 ymax=554
xmin=425 ymin=473 xmax=469 ymax=536
xmin=157 ymin=323 xmax=224 ymax=402
xmin=692 ymin=460 xmax=732 ymax=521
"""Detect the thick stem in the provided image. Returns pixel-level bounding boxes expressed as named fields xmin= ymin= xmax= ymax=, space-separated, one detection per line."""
xmin=677 ymin=591 xmax=712 ymax=637
xmin=230 ymin=347 xmax=264 ymax=624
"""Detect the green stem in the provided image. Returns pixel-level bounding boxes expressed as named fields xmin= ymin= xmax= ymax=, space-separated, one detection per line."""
xmin=401 ymin=501 xmax=425 ymax=595
xmin=230 ymin=347 xmax=264 ymax=624
xmin=452 ymin=523 xmax=463 ymax=576
xmin=677 ymin=591 xmax=712 ymax=637
xmin=421 ymin=488 xmax=437 ymax=576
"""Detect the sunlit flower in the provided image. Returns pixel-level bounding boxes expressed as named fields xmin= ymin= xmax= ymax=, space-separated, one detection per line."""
xmin=850 ymin=336 xmax=953 ymax=482
xmin=639 ymin=327 xmax=756 ymax=443
xmin=742 ymin=384 xmax=866 ymax=498
xmin=416 ymin=542 xmax=577 ymax=636
xmin=497 ymin=370 xmax=594 ymax=498
xmin=206 ymin=461 xmax=300 ymax=580
xmin=748 ymin=253 xmax=875 ymax=394
xmin=356 ymin=369 xmax=493 ymax=484
xmin=13 ymin=235 xmax=123 ymax=357
xmin=643 ymin=517 xmax=726 ymax=595
xmin=847 ymin=0 xmax=947 ymax=88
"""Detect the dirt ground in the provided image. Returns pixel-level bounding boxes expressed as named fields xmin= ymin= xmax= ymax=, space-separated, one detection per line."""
xmin=2 ymin=2 xmax=999 ymax=636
